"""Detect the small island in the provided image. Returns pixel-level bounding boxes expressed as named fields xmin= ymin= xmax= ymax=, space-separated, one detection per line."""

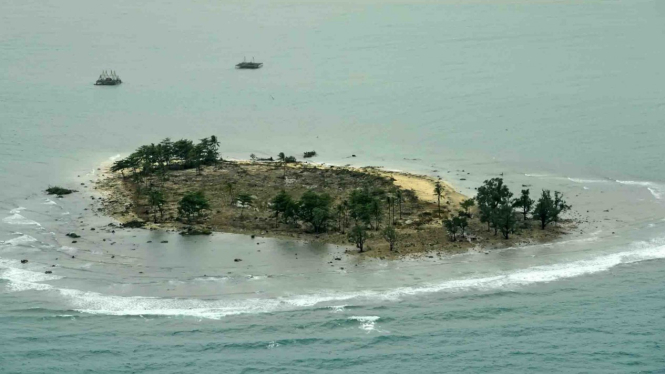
xmin=96 ymin=136 xmax=574 ymax=258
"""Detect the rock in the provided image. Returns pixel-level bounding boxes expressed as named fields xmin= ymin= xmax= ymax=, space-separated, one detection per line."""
xmin=90 ymin=228 xmax=95 ymax=231
xmin=180 ymin=227 xmax=212 ymax=236
xmin=334 ymin=257 xmax=341 ymax=261
xmin=66 ymin=233 xmax=81 ymax=238
xmin=71 ymin=256 xmax=75 ymax=259
xmin=161 ymin=240 xmax=168 ymax=244
xmin=234 ymin=258 xmax=242 ymax=262
xmin=251 ymin=235 xmax=255 ymax=239
xmin=111 ymin=255 xmax=115 ymax=259
xmin=72 ymin=241 xmax=77 ymax=243
xmin=147 ymin=241 xmax=152 ymax=243
xmin=122 ymin=220 xmax=145 ymax=228
xmin=20 ymin=259 xmax=28 ymax=264
xmin=45 ymin=271 xmax=52 ymax=274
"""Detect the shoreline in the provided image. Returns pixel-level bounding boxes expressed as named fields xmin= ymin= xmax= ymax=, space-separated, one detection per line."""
xmin=94 ymin=158 xmax=573 ymax=260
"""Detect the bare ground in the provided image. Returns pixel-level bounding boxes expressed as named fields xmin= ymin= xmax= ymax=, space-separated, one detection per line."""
xmin=95 ymin=161 xmax=574 ymax=259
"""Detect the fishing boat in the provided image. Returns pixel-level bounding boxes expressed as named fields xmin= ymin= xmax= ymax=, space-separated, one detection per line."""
xmin=95 ymin=70 xmax=122 ymax=85
xmin=236 ymin=58 xmax=263 ymax=69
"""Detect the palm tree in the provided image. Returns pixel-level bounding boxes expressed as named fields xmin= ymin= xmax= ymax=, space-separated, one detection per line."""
xmin=396 ymin=190 xmax=403 ymax=219
xmin=433 ymin=181 xmax=443 ymax=217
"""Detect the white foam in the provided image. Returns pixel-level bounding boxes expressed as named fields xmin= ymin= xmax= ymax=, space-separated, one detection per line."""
xmin=4 ymin=239 xmax=665 ymax=320
xmin=567 ymin=177 xmax=608 ymax=184
xmin=9 ymin=207 xmax=26 ymax=214
xmin=616 ymin=180 xmax=664 ymax=200
xmin=3 ymin=235 xmax=38 ymax=246
xmin=193 ymin=276 xmax=227 ymax=283
xmin=109 ymin=154 xmax=121 ymax=161
xmin=58 ymin=289 xmax=285 ymax=320
xmin=329 ymin=305 xmax=346 ymax=313
xmin=0 ymin=258 xmax=62 ymax=292
xmin=43 ymin=199 xmax=58 ymax=206
xmin=349 ymin=316 xmax=380 ymax=332
xmin=2 ymin=214 xmax=41 ymax=226
xmin=58 ymin=246 xmax=78 ymax=255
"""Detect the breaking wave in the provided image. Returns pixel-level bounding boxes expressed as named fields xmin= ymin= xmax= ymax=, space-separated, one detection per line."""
xmin=2 ymin=214 xmax=42 ymax=226
xmin=616 ymin=180 xmax=664 ymax=200
xmin=1 ymin=238 xmax=665 ymax=319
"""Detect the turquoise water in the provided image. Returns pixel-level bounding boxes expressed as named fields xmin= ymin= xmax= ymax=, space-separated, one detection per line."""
xmin=2 ymin=0 xmax=665 ymax=372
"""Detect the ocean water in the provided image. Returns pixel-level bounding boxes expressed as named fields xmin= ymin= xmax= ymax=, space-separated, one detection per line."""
xmin=1 ymin=0 xmax=665 ymax=372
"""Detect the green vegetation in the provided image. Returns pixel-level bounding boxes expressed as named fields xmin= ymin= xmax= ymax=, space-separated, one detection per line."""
xmin=513 ymin=189 xmax=535 ymax=222
xmin=236 ymin=193 xmax=254 ymax=218
xmin=533 ymin=190 xmax=571 ymax=230
xmin=147 ymin=189 xmax=166 ymax=223
xmin=104 ymin=136 xmax=573 ymax=256
xmin=178 ymin=191 xmax=210 ymax=223
xmin=382 ymin=226 xmax=398 ymax=251
xmin=111 ymin=136 xmax=220 ymax=185
xmin=433 ymin=181 xmax=444 ymax=217
xmin=348 ymin=225 xmax=369 ymax=252
xmin=46 ymin=186 xmax=76 ymax=195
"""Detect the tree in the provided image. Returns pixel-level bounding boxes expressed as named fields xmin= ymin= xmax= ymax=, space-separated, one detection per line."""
xmin=513 ymin=189 xmax=534 ymax=221
xmin=189 ymin=143 xmax=207 ymax=175
xmin=495 ymin=202 xmax=517 ymax=239
xmin=532 ymin=190 xmax=570 ymax=230
xmin=476 ymin=178 xmax=513 ymax=233
xmin=270 ymin=190 xmax=293 ymax=223
xmin=335 ymin=202 xmax=349 ymax=232
xmin=158 ymin=138 xmax=174 ymax=169
xmin=552 ymin=191 xmax=571 ymax=226
xmin=110 ymin=158 xmax=130 ymax=178
xmin=369 ymin=198 xmax=383 ymax=230
xmin=348 ymin=225 xmax=368 ymax=252
xmin=348 ymin=188 xmax=375 ymax=226
xmin=433 ymin=181 xmax=444 ymax=217
xmin=460 ymin=199 xmax=475 ymax=218
xmin=298 ymin=191 xmax=332 ymax=233
xmin=443 ymin=219 xmax=458 ymax=241
xmin=382 ymin=226 xmax=398 ymax=251
xmin=178 ymin=191 xmax=209 ymax=223
xmin=396 ymin=189 xmax=403 ymax=219
xmin=456 ymin=213 xmax=469 ymax=237
xmin=236 ymin=193 xmax=254 ymax=218
xmin=148 ymin=189 xmax=166 ymax=223
xmin=173 ymin=139 xmax=194 ymax=165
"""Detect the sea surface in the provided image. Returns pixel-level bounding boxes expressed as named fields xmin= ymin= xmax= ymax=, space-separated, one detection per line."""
xmin=1 ymin=0 xmax=665 ymax=372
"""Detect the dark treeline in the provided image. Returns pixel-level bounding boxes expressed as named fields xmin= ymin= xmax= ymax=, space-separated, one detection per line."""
xmin=269 ymin=185 xmax=409 ymax=252
xmin=110 ymin=136 xmax=221 ymax=181
xmin=443 ymin=177 xmax=571 ymax=241
xmin=108 ymin=136 xmax=571 ymax=251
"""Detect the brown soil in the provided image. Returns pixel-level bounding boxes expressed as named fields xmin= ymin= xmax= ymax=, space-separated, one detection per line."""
xmin=95 ymin=161 xmax=573 ymax=259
